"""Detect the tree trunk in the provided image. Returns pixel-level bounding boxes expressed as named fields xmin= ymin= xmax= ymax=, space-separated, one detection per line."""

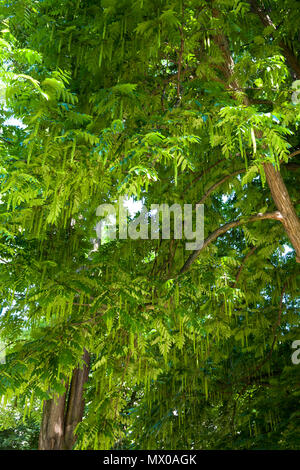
xmin=38 ymin=386 xmax=68 ymax=450
xmin=64 ymin=349 xmax=90 ymax=450
xmin=38 ymin=349 xmax=90 ymax=450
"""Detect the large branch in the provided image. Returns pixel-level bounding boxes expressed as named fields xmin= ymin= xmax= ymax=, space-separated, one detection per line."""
xmin=263 ymin=162 xmax=300 ymax=262
xmin=179 ymin=211 xmax=282 ymax=275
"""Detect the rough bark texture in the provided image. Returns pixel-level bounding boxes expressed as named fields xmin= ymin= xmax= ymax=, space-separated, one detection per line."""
xmin=64 ymin=349 xmax=90 ymax=450
xmin=38 ymin=385 xmax=68 ymax=450
xmin=38 ymin=349 xmax=90 ymax=450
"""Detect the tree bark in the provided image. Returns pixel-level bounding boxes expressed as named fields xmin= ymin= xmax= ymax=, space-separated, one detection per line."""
xmin=38 ymin=349 xmax=90 ymax=450
xmin=263 ymin=162 xmax=300 ymax=262
xmin=38 ymin=385 xmax=67 ymax=450
xmin=64 ymin=349 xmax=90 ymax=450
xmin=179 ymin=211 xmax=282 ymax=274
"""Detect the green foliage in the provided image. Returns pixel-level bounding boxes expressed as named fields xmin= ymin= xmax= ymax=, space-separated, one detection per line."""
xmin=0 ymin=398 xmax=40 ymax=449
xmin=0 ymin=0 xmax=299 ymax=450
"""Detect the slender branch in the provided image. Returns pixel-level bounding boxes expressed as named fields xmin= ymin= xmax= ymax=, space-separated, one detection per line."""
xmin=0 ymin=136 xmax=13 ymax=145
xmin=0 ymin=338 xmax=28 ymax=355
xmin=186 ymin=148 xmax=298 ymax=197
xmin=183 ymin=159 xmax=225 ymax=194
xmin=288 ymin=149 xmax=300 ymax=160
xmin=177 ymin=25 xmax=184 ymax=100
xmin=233 ymin=245 xmax=257 ymax=287
xmin=198 ymin=169 xmax=245 ymax=204
xmin=179 ymin=211 xmax=283 ymax=275
xmin=248 ymin=98 xmax=273 ymax=105
xmin=284 ymin=162 xmax=300 ymax=171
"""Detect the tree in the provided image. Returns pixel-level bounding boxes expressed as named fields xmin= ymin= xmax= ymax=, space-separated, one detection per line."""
xmin=0 ymin=0 xmax=299 ymax=450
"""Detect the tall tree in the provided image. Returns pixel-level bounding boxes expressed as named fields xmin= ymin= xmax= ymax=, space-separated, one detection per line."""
xmin=0 ymin=0 xmax=299 ymax=450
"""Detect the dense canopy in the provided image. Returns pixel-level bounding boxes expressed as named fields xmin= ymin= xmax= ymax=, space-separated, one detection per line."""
xmin=0 ymin=0 xmax=299 ymax=450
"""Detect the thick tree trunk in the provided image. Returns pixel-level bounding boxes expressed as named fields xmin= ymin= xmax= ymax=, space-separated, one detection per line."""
xmin=64 ymin=349 xmax=90 ymax=450
xmin=38 ymin=386 xmax=67 ymax=450
xmin=38 ymin=350 xmax=90 ymax=450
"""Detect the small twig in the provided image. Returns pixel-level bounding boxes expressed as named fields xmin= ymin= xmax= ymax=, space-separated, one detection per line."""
xmin=185 ymin=159 xmax=225 ymax=193
xmin=177 ymin=26 xmax=185 ymax=100
xmin=0 ymin=136 xmax=13 ymax=145
xmin=197 ymin=169 xmax=245 ymax=204
xmin=233 ymin=246 xmax=257 ymax=287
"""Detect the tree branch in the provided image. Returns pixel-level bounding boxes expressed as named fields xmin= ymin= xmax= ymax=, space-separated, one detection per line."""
xmin=184 ymin=159 xmax=225 ymax=193
xmin=198 ymin=169 xmax=245 ymax=204
xmin=288 ymin=149 xmax=300 ymax=160
xmin=0 ymin=136 xmax=13 ymax=145
xmin=233 ymin=245 xmax=257 ymax=287
xmin=249 ymin=0 xmax=300 ymax=79
xmin=179 ymin=211 xmax=283 ymax=275
xmin=177 ymin=25 xmax=184 ymax=100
